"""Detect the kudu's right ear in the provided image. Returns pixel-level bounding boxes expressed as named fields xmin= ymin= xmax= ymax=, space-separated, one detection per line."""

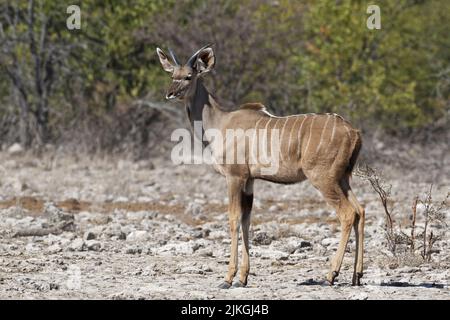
xmin=156 ymin=48 xmax=174 ymax=73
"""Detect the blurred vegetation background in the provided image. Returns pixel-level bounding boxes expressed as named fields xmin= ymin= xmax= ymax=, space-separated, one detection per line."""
xmin=0 ymin=0 xmax=448 ymax=158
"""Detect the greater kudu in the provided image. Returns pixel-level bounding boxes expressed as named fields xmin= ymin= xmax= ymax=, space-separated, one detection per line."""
xmin=156 ymin=45 xmax=365 ymax=288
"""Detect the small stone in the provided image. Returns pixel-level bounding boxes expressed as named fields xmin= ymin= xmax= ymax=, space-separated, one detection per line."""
xmin=253 ymin=232 xmax=272 ymax=245
xmin=114 ymin=196 xmax=129 ymax=203
xmin=83 ymin=231 xmax=96 ymax=241
xmin=191 ymin=242 xmax=202 ymax=252
xmin=124 ymin=246 xmax=142 ymax=254
xmin=397 ymin=266 xmax=419 ymax=273
xmin=69 ymin=238 xmax=85 ymax=251
xmin=8 ymin=143 xmax=24 ymax=155
xmin=179 ymin=266 xmax=204 ymax=274
xmin=126 ymin=211 xmax=147 ymax=221
xmin=321 ymin=238 xmax=338 ymax=247
xmin=25 ymin=243 xmax=40 ymax=253
xmin=44 ymin=234 xmax=62 ymax=245
xmin=192 ymin=230 xmax=203 ymax=239
xmin=350 ymin=292 xmax=368 ymax=300
xmin=300 ymin=241 xmax=312 ymax=248
xmin=388 ymin=262 xmax=399 ymax=269
xmin=197 ymin=248 xmax=213 ymax=257
xmin=47 ymin=244 xmax=62 ymax=254
xmin=86 ymin=240 xmax=102 ymax=251
xmin=127 ymin=230 xmax=148 ymax=242
xmin=185 ymin=202 xmax=203 ymax=216
xmin=201 ymin=264 xmax=213 ymax=272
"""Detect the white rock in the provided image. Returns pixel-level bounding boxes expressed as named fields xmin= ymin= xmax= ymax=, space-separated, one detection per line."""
xmin=117 ymin=160 xmax=133 ymax=170
xmin=137 ymin=196 xmax=153 ymax=202
xmin=321 ymin=238 xmax=339 ymax=247
xmin=208 ymin=230 xmax=228 ymax=240
xmin=47 ymin=244 xmax=62 ymax=253
xmin=8 ymin=143 xmax=24 ymax=155
xmin=126 ymin=211 xmax=148 ymax=221
xmin=185 ymin=202 xmax=202 ymax=215
xmin=268 ymin=205 xmax=279 ymax=213
xmin=44 ymin=234 xmax=62 ymax=245
xmin=127 ymin=230 xmax=148 ymax=242
xmin=69 ymin=238 xmax=85 ymax=251
xmin=17 ymin=217 xmax=35 ymax=226
xmin=157 ymin=242 xmax=196 ymax=256
xmin=349 ymin=292 xmax=369 ymax=300
xmin=257 ymin=248 xmax=290 ymax=260
xmin=114 ymin=196 xmax=129 ymax=203
xmin=179 ymin=266 xmax=204 ymax=274
xmin=25 ymin=243 xmax=41 ymax=253
xmin=86 ymin=240 xmax=102 ymax=251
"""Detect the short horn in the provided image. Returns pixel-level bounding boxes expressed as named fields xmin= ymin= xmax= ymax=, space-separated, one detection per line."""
xmin=187 ymin=43 xmax=214 ymax=67
xmin=168 ymin=48 xmax=180 ymax=66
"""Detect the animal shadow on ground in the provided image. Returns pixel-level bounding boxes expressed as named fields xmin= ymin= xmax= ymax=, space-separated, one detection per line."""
xmin=297 ymin=279 xmax=446 ymax=289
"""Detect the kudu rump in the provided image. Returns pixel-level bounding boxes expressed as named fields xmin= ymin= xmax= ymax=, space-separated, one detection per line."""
xmin=157 ymin=45 xmax=365 ymax=288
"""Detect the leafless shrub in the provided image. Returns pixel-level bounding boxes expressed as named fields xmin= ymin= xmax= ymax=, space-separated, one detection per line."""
xmin=356 ymin=164 xmax=449 ymax=262
xmin=354 ymin=164 xmax=397 ymax=254
xmin=413 ymin=186 xmax=448 ymax=262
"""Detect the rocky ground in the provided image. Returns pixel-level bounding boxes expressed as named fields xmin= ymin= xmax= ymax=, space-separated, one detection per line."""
xmin=0 ymin=143 xmax=448 ymax=300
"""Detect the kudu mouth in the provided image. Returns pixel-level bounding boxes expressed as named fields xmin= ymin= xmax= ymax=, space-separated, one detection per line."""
xmin=166 ymin=89 xmax=187 ymax=100
xmin=166 ymin=93 xmax=177 ymax=100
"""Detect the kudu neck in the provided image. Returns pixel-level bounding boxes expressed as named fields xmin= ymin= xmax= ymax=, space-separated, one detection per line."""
xmin=185 ymin=78 xmax=225 ymax=140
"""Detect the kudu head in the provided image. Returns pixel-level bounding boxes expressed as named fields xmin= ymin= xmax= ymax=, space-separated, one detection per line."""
xmin=156 ymin=44 xmax=215 ymax=100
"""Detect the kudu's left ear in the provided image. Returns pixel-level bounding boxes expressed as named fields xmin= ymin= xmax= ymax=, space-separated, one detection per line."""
xmin=188 ymin=45 xmax=215 ymax=74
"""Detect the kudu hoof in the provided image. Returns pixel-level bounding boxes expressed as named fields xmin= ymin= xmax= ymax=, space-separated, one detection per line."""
xmin=218 ymin=281 xmax=232 ymax=289
xmin=232 ymin=281 xmax=247 ymax=288
xmin=352 ymin=272 xmax=363 ymax=286
xmin=327 ymin=271 xmax=339 ymax=285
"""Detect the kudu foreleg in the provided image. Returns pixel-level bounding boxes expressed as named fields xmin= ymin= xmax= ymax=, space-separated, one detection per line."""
xmin=219 ymin=177 xmax=245 ymax=289
xmin=236 ymin=179 xmax=254 ymax=287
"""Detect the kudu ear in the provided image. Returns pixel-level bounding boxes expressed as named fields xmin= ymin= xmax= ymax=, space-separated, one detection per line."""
xmin=156 ymin=47 xmax=174 ymax=73
xmin=188 ymin=45 xmax=215 ymax=75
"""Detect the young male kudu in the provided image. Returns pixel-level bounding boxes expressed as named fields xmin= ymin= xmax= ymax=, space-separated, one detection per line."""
xmin=156 ymin=45 xmax=365 ymax=288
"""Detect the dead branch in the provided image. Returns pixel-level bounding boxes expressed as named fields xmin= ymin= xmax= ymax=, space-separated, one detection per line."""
xmin=12 ymin=221 xmax=74 ymax=238
xmin=355 ymin=163 xmax=397 ymax=254
xmin=411 ymin=196 xmax=418 ymax=253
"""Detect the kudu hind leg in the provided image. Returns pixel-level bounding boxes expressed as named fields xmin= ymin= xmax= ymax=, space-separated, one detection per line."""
xmin=319 ymin=183 xmax=356 ymax=285
xmin=341 ymin=176 xmax=365 ymax=285
xmin=348 ymin=190 xmax=365 ymax=285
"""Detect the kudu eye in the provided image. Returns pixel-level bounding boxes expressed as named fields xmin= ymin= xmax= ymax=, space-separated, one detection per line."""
xmin=185 ymin=74 xmax=192 ymax=81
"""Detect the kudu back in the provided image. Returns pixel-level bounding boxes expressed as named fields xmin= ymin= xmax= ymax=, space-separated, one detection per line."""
xmin=156 ymin=44 xmax=365 ymax=288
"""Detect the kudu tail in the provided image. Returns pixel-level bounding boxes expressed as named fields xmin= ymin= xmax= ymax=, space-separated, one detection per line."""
xmin=346 ymin=130 xmax=362 ymax=176
xmin=342 ymin=130 xmax=363 ymax=216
